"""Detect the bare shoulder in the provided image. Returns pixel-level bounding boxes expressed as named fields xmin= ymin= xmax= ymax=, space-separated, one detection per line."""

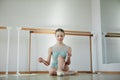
xmin=65 ymin=44 xmax=72 ymax=50
xmin=48 ymin=47 xmax=53 ymax=52
xmin=64 ymin=44 xmax=72 ymax=52
xmin=66 ymin=45 xmax=72 ymax=57
xmin=46 ymin=47 xmax=52 ymax=57
xmin=68 ymin=46 xmax=71 ymax=49
xmin=68 ymin=46 xmax=72 ymax=51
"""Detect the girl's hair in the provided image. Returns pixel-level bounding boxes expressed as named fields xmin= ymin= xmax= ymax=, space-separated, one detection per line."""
xmin=55 ymin=28 xmax=65 ymax=35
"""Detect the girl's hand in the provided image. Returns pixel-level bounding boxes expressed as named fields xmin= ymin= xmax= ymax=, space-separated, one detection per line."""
xmin=65 ymin=60 xmax=70 ymax=65
xmin=38 ymin=57 xmax=43 ymax=63
xmin=65 ymin=56 xmax=71 ymax=65
xmin=38 ymin=57 xmax=49 ymax=66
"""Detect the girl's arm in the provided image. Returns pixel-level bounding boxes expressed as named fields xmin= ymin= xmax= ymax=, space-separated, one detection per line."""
xmin=65 ymin=47 xmax=72 ymax=65
xmin=38 ymin=47 xmax=52 ymax=66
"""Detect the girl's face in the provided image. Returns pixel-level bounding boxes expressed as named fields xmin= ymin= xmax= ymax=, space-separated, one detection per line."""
xmin=55 ymin=31 xmax=65 ymax=42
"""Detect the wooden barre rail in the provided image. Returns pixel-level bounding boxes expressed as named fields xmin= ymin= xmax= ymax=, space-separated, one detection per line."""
xmin=22 ymin=28 xmax=93 ymax=36
xmin=0 ymin=27 xmax=7 ymax=30
xmin=0 ymin=27 xmax=93 ymax=36
xmin=105 ymin=33 xmax=120 ymax=37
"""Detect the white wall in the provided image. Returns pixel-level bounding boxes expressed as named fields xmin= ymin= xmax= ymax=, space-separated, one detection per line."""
xmin=101 ymin=0 xmax=120 ymax=64
xmin=91 ymin=0 xmax=103 ymax=72
xmin=0 ymin=0 xmax=92 ymax=72
xmin=0 ymin=0 xmax=91 ymax=31
xmin=103 ymin=38 xmax=120 ymax=63
xmin=91 ymin=0 xmax=120 ymax=72
xmin=101 ymin=0 xmax=120 ymax=32
xmin=0 ymin=30 xmax=7 ymax=71
xmin=100 ymin=0 xmax=120 ymax=71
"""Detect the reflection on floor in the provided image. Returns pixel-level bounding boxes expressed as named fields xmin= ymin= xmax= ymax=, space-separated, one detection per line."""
xmin=0 ymin=73 xmax=120 ymax=80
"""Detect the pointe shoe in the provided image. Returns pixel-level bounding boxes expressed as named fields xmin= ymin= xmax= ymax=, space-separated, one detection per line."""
xmin=57 ymin=71 xmax=64 ymax=77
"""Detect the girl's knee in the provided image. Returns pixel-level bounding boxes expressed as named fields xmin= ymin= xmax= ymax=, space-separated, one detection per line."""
xmin=49 ymin=68 xmax=57 ymax=76
xmin=49 ymin=70 xmax=57 ymax=76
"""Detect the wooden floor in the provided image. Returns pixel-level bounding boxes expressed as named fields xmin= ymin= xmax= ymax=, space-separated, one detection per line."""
xmin=0 ymin=73 xmax=120 ymax=80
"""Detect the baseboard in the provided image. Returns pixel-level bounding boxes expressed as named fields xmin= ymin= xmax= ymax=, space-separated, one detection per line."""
xmin=77 ymin=71 xmax=92 ymax=73
xmin=0 ymin=72 xmax=6 ymax=74
xmin=0 ymin=71 xmax=48 ymax=74
xmin=1 ymin=71 xmax=120 ymax=74
xmin=96 ymin=71 xmax=120 ymax=74
xmin=0 ymin=71 xmax=92 ymax=74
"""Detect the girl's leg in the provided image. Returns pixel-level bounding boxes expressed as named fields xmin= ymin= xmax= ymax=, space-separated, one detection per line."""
xmin=57 ymin=55 xmax=65 ymax=72
xmin=63 ymin=65 xmax=78 ymax=75
xmin=63 ymin=65 xmax=69 ymax=71
xmin=49 ymin=67 xmax=57 ymax=76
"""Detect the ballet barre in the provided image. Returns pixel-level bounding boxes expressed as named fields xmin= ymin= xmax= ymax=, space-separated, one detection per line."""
xmin=22 ymin=28 xmax=93 ymax=36
xmin=0 ymin=27 xmax=93 ymax=74
xmin=103 ymin=32 xmax=120 ymax=63
xmin=0 ymin=26 xmax=7 ymax=30
xmin=22 ymin=28 xmax=93 ymax=74
xmin=105 ymin=32 xmax=120 ymax=37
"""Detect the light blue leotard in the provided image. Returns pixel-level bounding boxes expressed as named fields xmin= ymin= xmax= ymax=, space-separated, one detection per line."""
xmin=51 ymin=44 xmax=69 ymax=69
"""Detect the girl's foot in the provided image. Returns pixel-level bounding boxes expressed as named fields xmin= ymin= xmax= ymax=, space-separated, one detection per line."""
xmin=57 ymin=71 xmax=64 ymax=77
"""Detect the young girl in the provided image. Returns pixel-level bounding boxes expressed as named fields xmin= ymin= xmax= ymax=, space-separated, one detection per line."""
xmin=38 ymin=28 xmax=72 ymax=76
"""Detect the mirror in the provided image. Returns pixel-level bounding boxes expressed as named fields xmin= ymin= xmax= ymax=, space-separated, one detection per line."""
xmin=101 ymin=0 xmax=120 ymax=64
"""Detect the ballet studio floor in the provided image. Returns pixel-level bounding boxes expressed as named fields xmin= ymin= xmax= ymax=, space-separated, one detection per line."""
xmin=0 ymin=73 xmax=120 ymax=80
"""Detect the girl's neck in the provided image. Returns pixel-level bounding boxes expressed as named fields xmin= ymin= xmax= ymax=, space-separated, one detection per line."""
xmin=56 ymin=42 xmax=64 ymax=46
